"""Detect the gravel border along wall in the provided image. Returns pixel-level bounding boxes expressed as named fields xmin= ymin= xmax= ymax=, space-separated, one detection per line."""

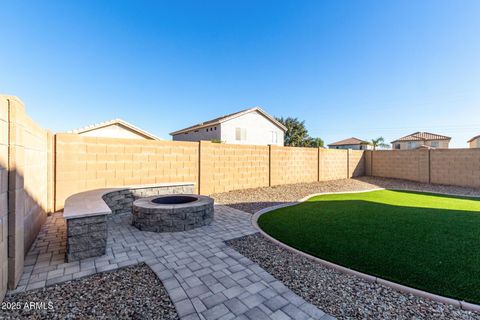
xmin=212 ymin=176 xmax=480 ymax=214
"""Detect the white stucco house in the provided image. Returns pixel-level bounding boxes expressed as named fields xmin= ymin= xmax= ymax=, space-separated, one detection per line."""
xmin=170 ymin=107 xmax=286 ymax=146
xmin=68 ymin=119 xmax=160 ymax=140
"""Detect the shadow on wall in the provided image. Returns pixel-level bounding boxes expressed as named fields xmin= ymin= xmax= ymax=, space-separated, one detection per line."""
xmin=0 ymin=162 xmax=7 ymax=302
xmin=1 ymin=95 xmax=53 ymax=302
xmin=1 ymin=166 xmax=52 ymax=301
xmin=351 ymin=161 xmax=364 ymax=177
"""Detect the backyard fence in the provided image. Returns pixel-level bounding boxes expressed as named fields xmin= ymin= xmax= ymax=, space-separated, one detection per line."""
xmin=55 ymin=135 xmax=365 ymax=210
xmin=1 ymin=96 xmax=54 ymax=299
xmin=1 ymin=95 xmax=480 ymax=301
xmin=365 ymin=149 xmax=480 ymax=188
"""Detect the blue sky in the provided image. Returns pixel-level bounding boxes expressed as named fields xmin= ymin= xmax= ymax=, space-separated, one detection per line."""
xmin=1 ymin=1 xmax=479 ymax=147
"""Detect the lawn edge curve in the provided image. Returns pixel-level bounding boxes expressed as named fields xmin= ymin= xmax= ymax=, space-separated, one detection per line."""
xmin=251 ymin=187 xmax=480 ymax=313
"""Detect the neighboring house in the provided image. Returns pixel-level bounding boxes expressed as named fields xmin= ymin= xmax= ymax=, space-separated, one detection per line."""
xmin=68 ymin=119 xmax=160 ymax=140
xmin=391 ymin=132 xmax=451 ymax=150
xmin=328 ymin=137 xmax=372 ymax=150
xmin=170 ymin=107 xmax=286 ymax=146
xmin=468 ymin=135 xmax=480 ymax=148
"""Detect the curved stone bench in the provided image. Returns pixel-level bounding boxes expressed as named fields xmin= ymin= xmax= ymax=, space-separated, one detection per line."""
xmin=63 ymin=182 xmax=195 ymax=262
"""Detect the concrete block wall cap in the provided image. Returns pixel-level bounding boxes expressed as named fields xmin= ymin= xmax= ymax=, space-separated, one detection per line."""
xmin=63 ymin=182 xmax=196 ymax=220
xmin=252 ymin=188 xmax=480 ymax=313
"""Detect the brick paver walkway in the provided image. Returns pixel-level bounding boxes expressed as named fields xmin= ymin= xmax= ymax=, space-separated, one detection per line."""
xmin=9 ymin=206 xmax=333 ymax=320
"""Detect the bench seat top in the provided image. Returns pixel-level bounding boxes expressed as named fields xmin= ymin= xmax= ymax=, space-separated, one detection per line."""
xmin=63 ymin=182 xmax=195 ymax=220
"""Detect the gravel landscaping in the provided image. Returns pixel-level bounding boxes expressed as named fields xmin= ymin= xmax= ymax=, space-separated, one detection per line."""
xmin=212 ymin=176 xmax=480 ymax=213
xmin=0 ymin=263 xmax=178 ymax=320
xmin=226 ymin=233 xmax=480 ymax=320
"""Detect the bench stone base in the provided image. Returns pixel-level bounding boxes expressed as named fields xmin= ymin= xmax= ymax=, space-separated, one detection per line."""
xmin=66 ymin=215 xmax=107 ymax=262
xmin=64 ymin=183 xmax=195 ymax=262
xmin=102 ymin=184 xmax=195 ymax=215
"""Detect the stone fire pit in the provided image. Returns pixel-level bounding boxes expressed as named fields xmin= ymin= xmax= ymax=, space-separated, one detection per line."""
xmin=132 ymin=194 xmax=214 ymax=232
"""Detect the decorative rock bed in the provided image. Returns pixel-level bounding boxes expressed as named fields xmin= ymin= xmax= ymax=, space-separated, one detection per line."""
xmin=63 ymin=183 xmax=195 ymax=262
xmin=132 ymin=194 xmax=214 ymax=232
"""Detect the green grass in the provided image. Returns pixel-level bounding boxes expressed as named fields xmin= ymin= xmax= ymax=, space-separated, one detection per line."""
xmin=257 ymin=190 xmax=480 ymax=304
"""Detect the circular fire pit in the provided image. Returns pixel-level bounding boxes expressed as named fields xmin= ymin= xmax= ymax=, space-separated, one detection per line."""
xmin=132 ymin=194 xmax=214 ymax=232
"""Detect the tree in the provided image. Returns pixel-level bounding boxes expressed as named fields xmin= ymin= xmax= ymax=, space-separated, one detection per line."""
xmin=276 ymin=116 xmax=324 ymax=148
xmin=370 ymin=137 xmax=389 ymax=150
xmin=305 ymin=137 xmax=325 ymax=148
xmin=276 ymin=117 xmax=309 ymax=147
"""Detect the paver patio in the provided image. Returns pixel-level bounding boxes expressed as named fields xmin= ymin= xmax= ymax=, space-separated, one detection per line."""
xmin=8 ymin=205 xmax=333 ymax=320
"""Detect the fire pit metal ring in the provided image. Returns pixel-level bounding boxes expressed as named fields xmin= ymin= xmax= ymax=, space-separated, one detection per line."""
xmin=132 ymin=194 xmax=214 ymax=232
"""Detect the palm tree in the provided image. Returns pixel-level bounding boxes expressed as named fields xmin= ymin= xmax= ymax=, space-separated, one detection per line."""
xmin=370 ymin=137 xmax=389 ymax=150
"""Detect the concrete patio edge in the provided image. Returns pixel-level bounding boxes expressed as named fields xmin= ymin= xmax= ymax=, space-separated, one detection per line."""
xmin=251 ymin=188 xmax=480 ymax=313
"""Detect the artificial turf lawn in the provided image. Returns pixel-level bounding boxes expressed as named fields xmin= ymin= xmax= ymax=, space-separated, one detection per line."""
xmin=257 ymin=190 xmax=480 ymax=304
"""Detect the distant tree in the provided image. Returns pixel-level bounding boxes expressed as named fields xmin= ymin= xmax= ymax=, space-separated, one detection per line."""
xmin=370 ymin=137 xmax=389 ymax=150
xmin=305 ymin=137 xmax=325 ymax=148
xmin=276 ymin=117 xmax=309 ymax=147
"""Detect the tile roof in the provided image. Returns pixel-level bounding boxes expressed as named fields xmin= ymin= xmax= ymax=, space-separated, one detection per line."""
xmin=68 ymin=118 xmax=161 ymax=140
xmin=169 ymin=107 xmax=287 ymax=135
xmin=328 ymin=137 xmax=369 ymax=146
xmin=391 ymin=132 xmax=451 ymax=143
xmin=468 ymin=135 xmax=480 ymax=143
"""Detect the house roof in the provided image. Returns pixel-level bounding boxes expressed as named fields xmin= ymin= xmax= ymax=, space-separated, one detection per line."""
xmin=169 ymin=107 xmax=287 ymax=135
xmin=391 ymin=132 xmax=451 ymax=144
xmin=68 ymin=118 xmax=161 ymax=140
xmin=328 ymin=137 xmax=369 ymax=147
xmin=468 ymin=135 xmax=480 ymax=143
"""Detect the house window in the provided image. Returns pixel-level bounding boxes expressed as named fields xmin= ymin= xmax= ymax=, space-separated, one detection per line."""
xmin=235 ymin=128 xmax=246 ymax=141
xmin=394 ymin=143 xmax=400 ymax=150
xmin=407 ymin=141 xmax=417 ymax=149
xmin=270 ymin=131 xmax=278 ymax=144
xmin=430 ymin=141 xmax=439 ymax=148
xmin=214 ymin=127 xmax=217 ymax=130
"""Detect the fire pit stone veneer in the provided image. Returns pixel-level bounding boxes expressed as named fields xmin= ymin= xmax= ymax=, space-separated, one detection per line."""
xmin=132 ymin=194 xmax=214 ymax=232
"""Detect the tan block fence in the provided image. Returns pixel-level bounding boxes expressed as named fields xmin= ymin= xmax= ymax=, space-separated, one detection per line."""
xmin=55 ymin=136 xmax=363 ymax=208
xmin=365 ymin=149 xmax=480 ymax=188
xmin=1 ymin=95 xmax=480 ymax=302
xmin=0 ymin=96 xmax=53 ymax=301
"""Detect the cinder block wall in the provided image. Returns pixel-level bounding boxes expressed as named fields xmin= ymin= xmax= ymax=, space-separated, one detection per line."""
xmin=0 ymin=98 xmax=9 ymax=301
xmin=270 ymin=146 xmax=318 ymax=185
xmin=199 ymin=142 xmax=269 ymax=194
xmin=364 ymin=150 xmax=372 ymax=176
xmin=319 ymin=149 xmax=348 ymax=180
xmin=369 ymin=150 xmax=430 ymax=183
xmin=430 ymin=149 xmax=480 ymax=188
xmin=367 ymin=149 xmax=480 ymax=188
xmin=0 ymin=95 xmax=53 ymax=295
xmin=56 ymin=138 xmax=362 ymax=204
xmin=55 ymin=134 xmax=199 ymax=210
xmin=348 ymin=150 xmax=365 ymax=178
